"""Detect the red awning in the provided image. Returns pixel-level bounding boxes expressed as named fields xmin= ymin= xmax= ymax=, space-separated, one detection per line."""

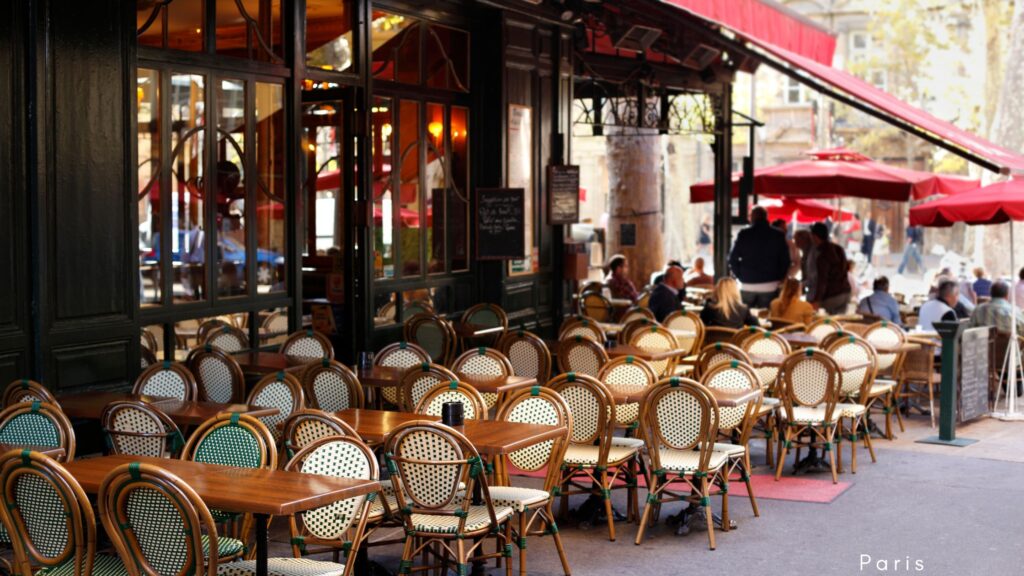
xmin=743 ymin=38 xmax=1024 ymax=175
xmin=662 ymin=0 xmax=835 ymax=65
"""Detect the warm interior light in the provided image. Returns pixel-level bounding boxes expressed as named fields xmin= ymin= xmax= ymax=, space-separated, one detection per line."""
xmin=381 ymin=123 xmax=393 ymax=139
xmin=428 ymin=121 xmax=444 ymax=140
xmin=137 ymin=86 xmax=144 ymax=106
xmin=307 ymin=143 xmax=316 ymax=152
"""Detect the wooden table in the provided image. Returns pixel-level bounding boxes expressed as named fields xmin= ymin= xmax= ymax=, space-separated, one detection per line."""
xmin=334 ymin=409 xmax=566 ymax=455
xmin=452 ymin=322 xmax=505 ymax=339
xmin=148 ymin=399 xmax=279 ymax=426
xmin=608 ymin=386 xmax=762 ymax=406
xmin=230 ymin=351 xmax=313 ymax=376
xmin=59 ymin=391 xmax=171 ymax=420
xmin=355 ymin=365 xmax=408 ymax=409
xmin=0 ymin=444 xmax=65 ymax=459
xmin=874 ymin=342 xmax=921 ymax=354
xmin=781 ymin=332 xmax=819 ymax=348
xmin=65 ymin=455 xmax=378 ymax=576
xmin=606 ymin=344 xmax=686 ymax=362
xmin=455 ymin=374 xmax=538 ymax=406
xmin=747 ymin=355 xmax=873 ymax=371
xmin=609 ymin=298 xmax=634 ymax=309
xmin=598 ymin=322 xmax=624 ymax=338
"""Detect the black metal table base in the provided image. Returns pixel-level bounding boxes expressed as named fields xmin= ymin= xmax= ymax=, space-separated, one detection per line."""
xmin=791 ymin=448 xmax=832 ymax=475
xmin=665 ymin=504 xmax=736 ymax=535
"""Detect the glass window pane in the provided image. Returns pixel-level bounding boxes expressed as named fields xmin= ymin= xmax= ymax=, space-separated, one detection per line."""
xmin=302 ymin=101 xmax=343 ymax=257
xmin=371 ymin=11 xmax=419 ymax=84
xmin=450 ymin=106 xmax=469 ymax=271
xmin=306 ymin=0 xmax=355 ymax=72
xmin=138 ymin=68 xmax=162 ymax=307
xmin=398 ymin=100 xmax=420 ymax=277
xmin=216 ymin=0 xmax=284 ymax=61
xmin=425 ymin=103 xmax=445 ymax=273
xmin=373 ymin=292 xmax=397 ymax=326
xmin=425 ymin=25 xmax=469 ymax=92
xmin=372 ymin=97 xmax=394 ymax=279
xmin=170 ymin=73 xmax=206 ymax=303
xmin=402 ymin=289 xmax=435 ymax=319
xmin=255 ymin=82 xmax=287 ymax=294
xmin=137 ymin=0 xmax=204 ymax=52
xmin=216 ymin=78 xmax=247 ymax=298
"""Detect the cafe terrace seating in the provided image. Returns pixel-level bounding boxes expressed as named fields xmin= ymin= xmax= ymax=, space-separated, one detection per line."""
xmin=774 ymin=350 xmax=843 ymax=484
xmin=1 ymin=379 xmax=57 ymax=408
xmin=101 ymin=400 xmax=184 ymax=458
xmin=281 ymin=409 xmax=359 ymax=459
xmin=281 ymin=329 xmax=334 ymax=362
xmin=398 ymin=363 xmax=459 ymax=413
xmin=404 ymin=313 xmax=457 ymax=366
xmin=496 ymin=329 xmax=551 ymax=381
xmin=300 ymin=360 xmax=364 ymax=413
xmin=206 ymin=325 xmax=252 ymax=354
xmin=415 ymin=380 xmax=488 ymax=420
xmin=375 ymin=341 xmax=431 ymax=407
xmin=825 ymin=335 xmax=879 ymax=473
xmin=451 ymin=347 xmax=514 ymax=408
xmin=187 ymin=346 xmax=247 ymax=404
xmin=133 ymin=361 xmax=198 ymax=401
xmin=556 ymin=337 xmax=608 ymax=377
xmin=558 ymin=318 xmax=606 ymax=343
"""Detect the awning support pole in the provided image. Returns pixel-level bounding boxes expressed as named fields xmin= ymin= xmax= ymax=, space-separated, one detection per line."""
xmin=713 ymin=83 xmax=733 ymax=280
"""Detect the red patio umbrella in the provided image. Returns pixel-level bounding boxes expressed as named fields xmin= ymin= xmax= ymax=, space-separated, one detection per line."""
xmin=761 ymin=197 xmax=854 ymax=224
xmin=690 ymin=148 xmax=979 ymax=202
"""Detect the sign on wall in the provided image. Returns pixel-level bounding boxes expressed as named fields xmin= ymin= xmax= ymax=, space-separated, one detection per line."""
xmin=548 ymin=164 xmax=580 ymax=225
xmin=475 ymin=188 xmax=525 ymax=260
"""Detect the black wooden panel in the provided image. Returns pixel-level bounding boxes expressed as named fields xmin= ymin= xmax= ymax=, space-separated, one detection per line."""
xmin=0 ymin=0 xmax=24 ymax=332
xmin=50 ymin=340 xmax=130 ymax=392
xmin=0 ymin=351 xmax=27 ymax=386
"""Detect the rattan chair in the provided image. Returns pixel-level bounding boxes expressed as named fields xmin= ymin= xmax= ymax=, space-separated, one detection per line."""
xmin=774 ymin=349 xmax=843 ymax=483
xmin=414 ymin=381 xmax=488 ymax=420
xmin=731 ymin=325 xmax=770 ymax=346
xmin=896 ymin=338 xmax=940 ymax=428
xmin=133 ymin=360 xmax=198 ymax=401
xmin=375 ymin=342 xmax=431 ymax=407
xmin=187 ymin=346 xmax=246 ymax=404
xmin=693 ymin=342 xmax=752 ymax=380
xmin=703 ymin=326 xmax=738 ymax=346
xmin=620 ymin=306 xmax=654 ymax=325
xmin=204 ymin=324 xmax=251 ymax=354
xmin=0 ymin=401 xmax=75 ymax=462
xmin=628 ymin=325 xmax=679 ymax=377
xmin=555 ymin=337 xmax=608 ymax=377
xmin=101 ymin=400 xmax=184 ymax=458
xmin=301 ymin=360 xmax=364 ymax=413
xmin=451 ymin=347 xmax=514 ymax=409
xmin=864 ymin=321 xmax=906 ymax=436
xmin=0 ymin=450 xmax=126 ymax=576
xmin=557 ymin=318 xmax=606 ymax=343
xmin=496 ymin=329 xmax=552 ymax=382
xmin=806 ymin=317 xmax=843 ymax=342
xmin=2 ymin=379 xmax=57 ymax=408
xmin=619 ymin=318 xmax=659 ymax=349
xmin=404 ymin=313 xmax=457 ymax=365
xmin=280 ymin=329 xmax=334 ymax=361
xmin=635 ymin=377 xmax=729 ymax=550
xmin=141 ymin=346 xmax=158 ymax=370
xmin=196 ymin=317 xmax=234 ymax=345
xmin=281 ymin=409 xmax=358 ymax=459
xmin=550 ymin=373 xmax=640 ymax=542
xmin=597 ymin=355 xmax=657 ymax=439
xmin=663 ymin=310 xmax=705 ymax=357
xmin=260 ymin=310 xmax=290 ymax=345
xmin=398 ymin=363 xmax=460 ymax=414
xmin=736 ymin=332 xmax=791 ymax=467
xmin=403 ymin=299 xmax=435 ymax=319
xmin=825 ymin=335 xmax=879 ymax=473
xmin=384 ymin=421 xmax=514 ymax=576
xmin=460 ymin=303 xmax=510 ymax=348
xmin=141 ymin=326 xmax=160 ymax=352
xmin=578 ymin=292 xmax=614 ymax=322
xmin=490 ymin=386 xmax=573 ymax=576
xmin=246 ymin=372 xmax=305 ymax=443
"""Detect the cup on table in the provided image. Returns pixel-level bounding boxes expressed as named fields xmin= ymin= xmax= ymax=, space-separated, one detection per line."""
xmin=358 ymin=351 xmax=375 ymax=369
xmin=442 ymin=401 xmax=464 ymax=427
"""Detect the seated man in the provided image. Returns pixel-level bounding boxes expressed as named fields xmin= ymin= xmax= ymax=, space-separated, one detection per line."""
xmin=649 ymin=265 xmax=686 ymax=322
xmin=917 ymin=280 xmax=960 ymax=332
xmin=683 ymin=257 xmax=713 ymax=287
xmin=856 ymin=276 xmax=901 ymax=325
xmin=604 ymin=254 xmax=639 ymax=301
xmin=968 ymin=281 xmax=1024 ymax=335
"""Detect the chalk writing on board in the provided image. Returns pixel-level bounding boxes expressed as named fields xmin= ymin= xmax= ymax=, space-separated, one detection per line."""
xmin=959 ymin=326 xmax=989 ymax=422
xmin=548 ymin=165 xmax=580 ymax=225
xmin=476 ymin=188 xmax=525 ymax=260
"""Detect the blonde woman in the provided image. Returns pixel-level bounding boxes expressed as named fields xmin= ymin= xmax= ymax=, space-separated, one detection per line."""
xmin=700 ymin=277 xmax=758 ymax=329
xmin=769 ymin=278 xmax=816 ymax=324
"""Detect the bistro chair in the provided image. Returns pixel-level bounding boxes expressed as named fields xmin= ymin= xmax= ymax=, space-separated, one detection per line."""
xmin=549 ymin=372 xmax=640 ymax=542
xmin=283 ymin=437 xmax=378 ymax=573
xmin=2 ymin=378 xmax=57 ymax=408
xmin=636 ymin=289 xmax=652 ymax=309
xmin=460 ymin=303 xmax=510 ymax=348
xmin=806 ymin=317 xmax=843 ymax=343
xmin=383 ymin=421 xmax=514 ymax=576
xmin=280 ymin=329 xmax=334 ymax=362
xmin=375 ymin=341 xmax=431 ymax=407
xmin=490 ymin=386 xmax=573 ymax=576
xmin=620 ymin=306 xmax=654 ymax=325
xmin=864 ymin=321 xmax=906 ymax=435
xmin=703 ymin=326 xmax=738 ymax=346
xmin=101 ymin=400 xmax=184 ymax=458
xmin=451 ymin=347 xmax=514 ymax=409
xmin=693 ymin=342 xmax=752 ymax=380
xmin=141 ymin=346 xmax=158 ymax=370
xmin=281 ymin=409 xmax=358 ymax=459
xmin=141 ymin=326 xmax=160 ymax=353
xmin=246 ymin=371 xmax=305 ymax=443
xmin=701 ymin=361 xmax=763 ymax=517
xmin=404 ymin=312 xmax=457 ymax=366
xmin=765 ymin=317 xmax=804 ymax=332
xmin=597 ymin=355 xmax=658 ymax=441
xmin=0 ymin=450 xmax=127 ymax=576
xmin=132 ymin=360 xmax=198 ymax=401
xmin=578 ymin=292 xmax=614 ymax=322
xmin=731 ymin=325 xmax=770 ymax=346
xmin=0 ymin=401 xmax=76 ymax=462
xmin=414 ymin=380 xmax=488 ymax=420
xmin=187 ymin=346 xmax=246 ymax=404
xmin=775 ymin=349 xmax=843 ymax=484
xmin=557 ymin=317 xmax=606 ymax=343
xmin=635 ymin=377 xmax=729 ymax=550
xmin=196 ymin=317 xmax=234 ymax=344
xmin=204 ymin=324 xmax=251 ymax=354
xmin=896 ymin=338 xmax=940 ymax=428
xmin=260 ymin=310 xmax=290 ymax=345
xmin=619 ymin=318 xmax=659 ymax=348
xmin=663 ymin=310 xmax=705 ymax=357
xmin=556 ymin=337 xmax=608 ymax=378
xmin=301 ymin=359 xmax=364 ymax=412
xmin=628 ymin=325 xmax=680 ymax=377
xmin=496 ymin=329 xmax=552 ymax=382
xmin=825 ymin=335 xmax=879 ymax=473
xmin=737 ymin=330 xmax=792 ymax=389
xmin=398 ymin=363 xmax=460 ymax=414
xmin=403 ymin=299 xmax=435 ymax=319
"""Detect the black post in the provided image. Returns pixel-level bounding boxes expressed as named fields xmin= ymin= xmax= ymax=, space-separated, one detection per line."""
xmin=918 ymin=320 xmax=978 ymax=446
xmin=712 ymin=83 xmax=733 ymax=280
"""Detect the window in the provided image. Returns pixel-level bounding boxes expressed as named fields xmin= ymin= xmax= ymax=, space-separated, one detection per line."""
xmin=850 ymin=31 xmax=869 ymax=52
xmin=306 ymin=0 xmax=356 ymax=73
xmin=371 ymin=11 xmax=469 ymax=92
xmin=137 ymin=0 xmax=204 ymax=52
xmin=785 ymin=76 xmax=806 ymax=105
xmin=870 ymin=70 xmax=886 ymax=91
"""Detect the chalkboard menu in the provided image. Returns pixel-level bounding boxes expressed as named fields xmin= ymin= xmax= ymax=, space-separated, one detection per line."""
xmin=959 ymin=326 xmax=989 ymax=422
xmin=620 ymin=223 xmax=637 ymax=247
xmin=548 ymin=165 xmax=580 ymax=224
xmin=476 ymin=188 xmax=525 ymax=260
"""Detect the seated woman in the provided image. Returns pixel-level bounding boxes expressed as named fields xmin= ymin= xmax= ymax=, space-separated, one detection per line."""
xmin=769 ymin=278 xmax=816 ymax=324
xmin=700 ymin=277 xmax=758 ymax=329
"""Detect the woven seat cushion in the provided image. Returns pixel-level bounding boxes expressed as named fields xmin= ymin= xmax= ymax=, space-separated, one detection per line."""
xmin=609 ymin=436 xmax=645 ymax=449
xmin=410 ymin=505 xmax=513 ymax=534
xmin=835 ymin=402 xmax=867 ymax=418
xmin=760 ymin=397 xmax=780 ymax=407
xmin=37 ymin=554 xmax=128 ymax=576
xmin=563 ymin=444 xmax=638 ymax=467
xmin=368 ymin=491 xmax=404 ymax=519
xmin=202 ymin=534 xmax=245 ymax=560
xmin=711 ymin=442 xmax=745 ymax=457
xmin=870 ymin=380 xmax=895 ymax=395
xmin=787 ymin=406 xmax=840 ymax=425
xmin=217 ymin=558 xmax=346 ymax=576
xmin=657 ymin=448 xmax=728 ymax=474
xmin=487 ymin=486 xmax=550 ymax=513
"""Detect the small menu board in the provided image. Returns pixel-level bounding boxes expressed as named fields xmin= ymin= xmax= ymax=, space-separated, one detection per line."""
xmin=476 ymin=188 xmax=525 ymax=260
xmin=548 ymin=165 xmax=580 ymax=224
xmin=959 ymin=326 xmax=989 ymax=422
xmin=620 ymin=223 xmax=637 ymax=247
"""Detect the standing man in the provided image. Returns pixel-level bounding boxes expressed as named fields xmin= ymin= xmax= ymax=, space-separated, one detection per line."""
xmin=648 ymin=265 xmax=686 ymax=322
xmin=861 ymin=216 xmax=877 ymax=265
xmin=809 ymin=222 xmax=851 ymax=315
xmin=728 ymin=206 xmax=791 ymax=309
xmin=898 ymin=225 xmax=925 ymax=275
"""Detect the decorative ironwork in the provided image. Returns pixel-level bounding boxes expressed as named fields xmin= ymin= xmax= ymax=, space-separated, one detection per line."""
xmin=573 ymin=79 xmax=716 ymax=136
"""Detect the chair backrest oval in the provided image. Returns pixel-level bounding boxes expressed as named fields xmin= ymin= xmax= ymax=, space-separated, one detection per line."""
xmin=403 ymin=313 xmax=456 ymax=365
xmin=700 ymin=361 xmax=760 ymax=432
xmin=495 ymin=386 xmax=572 ymax=490
xmin=141 ymin=327 xmax=159 ymax=353
xmin=376 ymin=342 xmax=431 ymax=405
xmin=246 ymin=372 xmax=304 ymax=442
xmin=462 ymin=303 xmax=509 ymax=344
xmin=556 ymin=337 xmax=608 ymax=378
xmin=825 ymin=333 xmax=877 ymax=399
xmin=2 ymin=379 xmax=57 ymax=408
xmin=280 ymin=329 xmax=334 ymax=361
xmin=301 ymin=359 xmax=364 ymax=412
xmin=693 ymin=342 xmax=751 ymax=381
xmin=132 ymin=361 xmax=197 ymax=402
xmin=597 ymin=356 xmax=657 ymax=427
xmin=579 ymin=292 xmax=613 ymax=322
xmin=186 ymin=347 xmax=245 ymax=404
xmin=415 ymin=380 xmax=488 ymax=421
xmin=181 ymin=412 xmax=277 ymax=471
xmin=101 ymin=400 xmax=183 ymax=458
xmin=663 ymin=310 xmax=705 ymax=356
xmin=281 ymin=409 xmax=359 ymax=458
xmin=778 ymin=349 xmax=841 ymax=413
xmin=547 ymin=373 xmax=614 ymax=449
xmin=203 ymin=325 xmax=250 ymax=354
xmin=99 ymin=462 xmax=217 ymax=576
xmin=399 ymin=363 xmax=459 ymax=413
xmin=864 ymin=321 xmax=905 ymax=373
xmin=141 ymin=346 xmax=158 ymax=370
xmin=629 ymin=325 xmax=679 ymax=376
xmin=196 ymin=318 xmax=232 ymax=346
xmin=620 ymin=306 xmax=654 ymax=325
xmin=451 ymin=348 xmax=512 ymax=378
xmin=619 ymin=318 xmax=659 ymax=349
xmin=0 ymin=450 xmax=95 ymax=574
xmin=0 ymin=401 xmax=76 ymax=462
xmin=731 ymin=325 xmax=769 ymax=346
xmin=496 ymin=329 xmax=551 ymax=381
xmin=640 ymin=378 xmax=717 ymax=466
xmin=384 ymin=422 xmax=479 ymax=512
xmin=260 ymin=310 xmax=289 ymax=339
xmin=558 ymin=318 xmax=606 ymax=343
xmin=806 ymin=317 xmax=843 ymax=342
xmin=737 ymin=330 xmax=793 ymax=390
xmin=403 ymin=300 xmax=435 ymax=319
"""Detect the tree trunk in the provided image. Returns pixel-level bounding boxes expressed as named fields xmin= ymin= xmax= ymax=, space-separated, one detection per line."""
xmin=606 ymin=126 xmax=664 ymax=289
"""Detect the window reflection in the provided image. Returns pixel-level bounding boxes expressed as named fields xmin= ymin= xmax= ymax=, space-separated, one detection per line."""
xmin=306 ymin=0 xmax=355 ymax=72
xmin=372 ymin=97 xmax=394 ymax=279
xmin=255 ymin=82 xmax=287 ymax=293
xmin=216 ymin=0 xmax=284 ymax=61
xmin=303 ymin=101 xmax=344 ymax=256
xmin=170 ymin=73 xmax=206 ymax=303
xmin=450 ymin=106 xmax=470 ymax=271
xmin=137 ymin=0 xmax=204 ymax=52
xmin=138 ymin=69 xmax=161 ymax=306
xmin=371 ymin=11 xmax=419 ymax=83
xmin=398 ymin=100 xmax=420 ymax=277
xmin=216 ymin=78 xmax=247 ymax=297
xmin=426 ymin=103 xmax=446 ymax=274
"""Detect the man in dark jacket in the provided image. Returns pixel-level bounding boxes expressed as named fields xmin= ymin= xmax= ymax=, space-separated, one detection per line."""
xmin=809 ymin=222 xmax=851 ymax=314
xmin=728 ymin=206 xmax=791 ymax=308
xmin=648 ymin=265 xmax=686 ymax=322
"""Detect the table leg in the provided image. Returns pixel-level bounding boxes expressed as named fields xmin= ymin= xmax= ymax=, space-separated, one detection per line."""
xmin=254 ymin=513 xmax=269 ymax=576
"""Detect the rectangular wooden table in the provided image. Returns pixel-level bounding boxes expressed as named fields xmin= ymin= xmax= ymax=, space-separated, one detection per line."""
xmin=609 ymin=386 xmax=763 ymax=406
xmin=65 ymin=455 xmax=378 ymax=576
xmin=60 ymin=391 xmax=171 ymax=420
xmin=455 ymin=374 xmax=538 ymax=403
xmin=0 ymin=443 xmax=65 ymax=459
xmin=781 ymin=332 xmax=819 ymax=348
xmin=230 ymin=351 xmax=314 ymax=376
xmin=606 ymin=344 xmax=686 ymax=362
xmin=59 ymin=391 xmax=278 ymax=426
